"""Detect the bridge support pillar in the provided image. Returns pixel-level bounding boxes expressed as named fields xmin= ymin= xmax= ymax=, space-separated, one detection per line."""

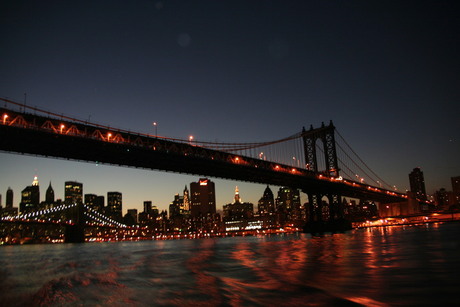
xmin=64 ymin=224 xmax=85 ymax=243
xmin=64 ymin=203 xmax=86 ymax=243
xmin=306 ymin=193 xmax=321 ymax=223
xmin=327 ymin=194 xmax=341 ymax=221
xmin=303 ymin=193 xmax=351 ymax=234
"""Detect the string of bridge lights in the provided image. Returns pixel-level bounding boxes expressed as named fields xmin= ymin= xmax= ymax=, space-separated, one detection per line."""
xmin=83 ymin=205 xmax=127 ymax=228
xmin=0 ymin=203 xmax=78 ymax=222
xmin=1 ymin=97 xmax=402 ymax=194
xmin=0 ymin=203 xmax=126 ymax=228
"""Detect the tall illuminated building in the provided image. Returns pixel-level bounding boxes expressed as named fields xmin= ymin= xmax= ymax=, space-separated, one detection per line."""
xmin=190 ymin=178 xmax=216 ymax=217
xmin=409 ymin=168 xmax=427 ymax=201
xmin=20 ymin=176 xmax=40 ymax=213
xmin=183 ymin=185 xmax=190 ymax=215
xmin=65 ymin=181 xmax=83 ymax=205
xmin=276 ymin=187 xmax=300 ymax=213
xmin=223 ymin=186 xmax=253 ymax=221
xmin=107 ymin=191 xmax=122 ymax=222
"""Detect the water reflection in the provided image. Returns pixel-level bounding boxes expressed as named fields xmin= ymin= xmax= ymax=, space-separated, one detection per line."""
xmin=1 ymin=223 xmax=459 ymax=306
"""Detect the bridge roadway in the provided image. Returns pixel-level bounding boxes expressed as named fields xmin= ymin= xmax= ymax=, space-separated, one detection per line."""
xmin=0 ymin=106 xmax=406 ymax=203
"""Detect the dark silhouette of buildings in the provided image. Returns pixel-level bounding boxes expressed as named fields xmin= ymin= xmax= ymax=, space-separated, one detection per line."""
xmin=45 ymin=182 xmax=54 ymax=204
xmin=169 ymin=193 xmax=183 ymax=219
xmin=190 ymin=178 xmax=216 ymax=217
xmin=258 ymin=185 xmax=275 ymax=215
xmin=6 ymin=187 xmax=13 ymax=208
xmin=124 ymin=209 xmax=138 ymax=225
xmin=143 ymin=201 xmax=153 ymax=214
xmin=1 ymin=187 xmax=18 ymax=217
xmin=409 ymin=168 xmax=427 ymax=201
xmin=85 ymin=194 xmax=104 ymax=212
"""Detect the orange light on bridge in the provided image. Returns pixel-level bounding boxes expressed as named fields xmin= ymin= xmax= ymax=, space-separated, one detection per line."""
xmin=2 ymin=114 xmax=8 ymax=124
xmin=107 ymin=133 xmax=112 ymax=141
xmin=60 ymin=124 xmax=65 ymax=133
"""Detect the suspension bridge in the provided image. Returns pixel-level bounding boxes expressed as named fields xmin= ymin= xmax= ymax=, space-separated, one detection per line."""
xmin=0 ymin=97 xmax=409 ymax=239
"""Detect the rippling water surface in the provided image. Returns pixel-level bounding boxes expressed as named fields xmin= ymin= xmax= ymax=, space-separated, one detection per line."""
xmin=1 ymin=222 xmax=459 ymax=306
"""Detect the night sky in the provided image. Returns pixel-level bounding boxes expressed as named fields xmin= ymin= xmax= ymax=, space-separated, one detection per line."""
xmin=1 ymin=0 xmax=459 ymax=214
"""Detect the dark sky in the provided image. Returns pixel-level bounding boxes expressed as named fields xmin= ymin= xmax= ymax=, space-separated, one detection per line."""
xmin=1 ymin=0 xmax=459 ymax=212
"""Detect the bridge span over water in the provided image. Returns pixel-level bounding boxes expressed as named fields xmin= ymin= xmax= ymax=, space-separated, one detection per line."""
xmin=0 ymin=97 xmax=409 ymax=238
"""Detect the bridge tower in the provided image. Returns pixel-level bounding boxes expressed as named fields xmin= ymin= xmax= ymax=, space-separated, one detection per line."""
xmin=302 ymin=121 xmax=346 ymax=230
xmin=301 ymin=121 xmax=339 ymax=177
xmin=64 ymin=203 xmax=85 ymax=243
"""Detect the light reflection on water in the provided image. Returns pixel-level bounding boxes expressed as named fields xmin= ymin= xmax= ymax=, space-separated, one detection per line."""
xmin=0 ymin=222 xmax=459 ymax=306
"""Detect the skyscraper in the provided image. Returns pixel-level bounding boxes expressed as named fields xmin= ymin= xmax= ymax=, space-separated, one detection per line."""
xmin=169 ymin=194 xmax=183 ymax=219
xmin=223 ymin=186 xmax=253 ymax=221
xmin=143 ymin=200 xmax=152 ymax=214
xmin=45 ymin=182 xmax=55 ymax=204
xmin=190 ymin=178 xmax=216 ymax=217
xmin=409 ymin=168 xmax=427 ymax=201
xmin=258 ymin=185 xmax=275 ymax=215
xmin=126 ymin=209 xmax=138 ymax=224
xmin=65 ymin=181 xmax=83 ymax=205
xmin=276 ymin=187 xmax=301 ymax=223
xmin=276 ymin=187 xmax=301 ymax=213
xmin=85 ymin=194 xmax=103 ymax=212
xmin=183 ymin=185 xmax=190 ymax=215
xmin=20 ymin=176 xmax=40 ymax=213
xmin=107 ymin=191 xmax=122 ymax=222
xmin=6 ymin=187 xmax=13 ymax=209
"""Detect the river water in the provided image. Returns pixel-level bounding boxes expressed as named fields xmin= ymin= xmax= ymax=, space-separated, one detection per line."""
xmin=1 ymin=222 xmax=459 ymax=306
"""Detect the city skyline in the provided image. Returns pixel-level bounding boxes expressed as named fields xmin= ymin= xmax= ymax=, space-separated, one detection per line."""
xmin=1 ymin=165 xmax=458 ymax=216
xmin=1 ymin=1 xmax=459 ymax=214
xmin=0 ymin=168 xmax=280 ymax=214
